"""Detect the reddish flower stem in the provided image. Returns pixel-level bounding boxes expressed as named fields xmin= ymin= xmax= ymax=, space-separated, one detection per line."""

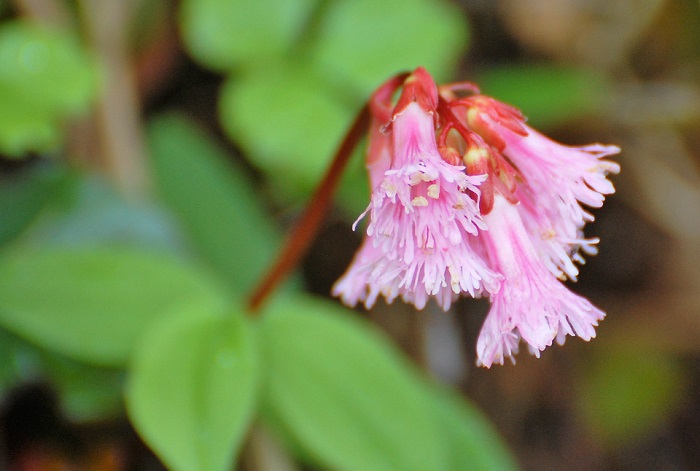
xmin=246 ymin=103 xmax=371 ymax=313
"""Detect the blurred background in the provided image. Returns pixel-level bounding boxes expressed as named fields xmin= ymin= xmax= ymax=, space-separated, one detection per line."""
xmin=0 ymin=0 xmax=699 ymax=470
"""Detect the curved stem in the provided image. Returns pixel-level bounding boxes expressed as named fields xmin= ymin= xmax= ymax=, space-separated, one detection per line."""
xmin=247 ymin=104 xmax=370 ymax=313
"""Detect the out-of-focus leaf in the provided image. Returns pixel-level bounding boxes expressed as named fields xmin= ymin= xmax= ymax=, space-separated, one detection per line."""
xmin=577 ymin=348 xmax=686 ymax=445
xmin=430 ymin=387 xmax=518 ymax=471
xmin=148 ymin=114 xmax=282 ymax=293
xmin=310 ymin=0 xmax=469 ymax=96
xmin=0 ymin=246 xmax=227 ymax=366
xmin=0 ymin=164 xmax=69 ymax=246
xmin=179 ymin=0 xmax=315 ymax=71
xmin=220 ymin=63 xmax=352 ymax=197
xmin=127 ymin=304 xmax=258 ymax=471
xmin=21 ymin=172 xmax=185 ymax=252
xmin=477 ymin=65 xmax=611 ymax=128
xmin=0 ymin=21 xmax=98 ymax=156
xmin=259 ymin=294 xmax=446 ymax=471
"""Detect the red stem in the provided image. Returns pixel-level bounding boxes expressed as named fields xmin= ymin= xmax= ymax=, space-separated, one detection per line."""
xmin=247 ymin=103 xmax=371 ymax=313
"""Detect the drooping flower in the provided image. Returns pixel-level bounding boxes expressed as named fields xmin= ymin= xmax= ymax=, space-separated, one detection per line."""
xmin=452 ymin=94 xmax=619 ymax=366
xmin=331 ymin=67 xmax=619 ymax=366
xmin=475 ymin=195 xmax=605 ymax=367
xmin=333 ymin=70 xmax=499 ymax=311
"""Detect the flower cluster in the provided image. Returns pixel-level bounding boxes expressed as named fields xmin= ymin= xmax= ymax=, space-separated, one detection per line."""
xmin=332 ymin=68 xmax=620 ymax=367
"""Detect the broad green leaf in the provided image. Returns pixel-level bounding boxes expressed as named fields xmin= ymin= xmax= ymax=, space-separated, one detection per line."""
xmin=0 ymin=21 xmax=98 ymax=156
xmin=259 ymin=294 xmax=446 ymax=471
xmin=577 ymin=348 xmax=686 ymax=445
xmin=477 ymin=65 xmax=611 ymax=128
xmin=310 ymin=0 xmax=469 ymax=96
xmin=0 ymin=246 xmax=226 ymax=366
xmin=0 ymin=164 xmax=69 ymax=246
xmin=127 ymin=304 xmax=258 ymax=471
xmin=179 ymin=0 xmax=315 ymax=71
xmin=220 ymin=63 xmax=353 ymax=196
xmin=148 ymin=114 xmax=282 ymax=293
xmin=430 ymin=387 xmax=518 ymax=471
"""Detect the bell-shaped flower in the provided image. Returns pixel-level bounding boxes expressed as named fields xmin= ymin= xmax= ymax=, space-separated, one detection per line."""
xmin=333 ymin=71 xmax=499 ymax=311
xmin=476 ymin=195 xmax=606 ymax=367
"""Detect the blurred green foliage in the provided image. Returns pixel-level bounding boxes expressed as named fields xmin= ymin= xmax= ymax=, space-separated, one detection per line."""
xmin=220 ymin=62 xmax=351 ymax=195
xmin=0 ymin=246 xmax=227 ymax=366
xmin=260 ymin=294 xmax=447 ymax=471
xmin=179 ymin=0 xmax=316 ymax=72
xmin=127 ymin=304 xmax=258 ymax=471
xmin=309 ymin=0 xmax=468 ymax=95
xmin=148 ymin=114 xmax=282 ymax=294
xmin=0 ymin=164 xmax=68 ymax=245
xmin=0 ymin=21 xmax=97 ymax=156
xmin=16 ymin=172 xmax=185 ymax=251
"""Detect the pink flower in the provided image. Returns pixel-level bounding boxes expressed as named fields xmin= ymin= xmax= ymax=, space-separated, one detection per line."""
xmin=332 ymin=68 xmax=619 ymax=366
xmin=333 ymin=71 xmax=499 ymax=311
xmin=465 ymin=96 xmax=620 ymax=281
xmin=476 ymin=195 xmax=605 ymax=368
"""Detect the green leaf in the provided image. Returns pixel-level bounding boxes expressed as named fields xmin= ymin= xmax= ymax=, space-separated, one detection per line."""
xmin=577 ymin=348 xmax=686 ymax=445
xmin=220 ymin=62 xmax=353 ymax=196
xmin=179 ymin=0 xmax=315 ymax=71
xmin=477 ymin=65 xmax=611 ymax=128
xmin=430 ymin=387 xmax=518 ymax=471
xmin=0 ymin=246 xmax=226 ymax=366
xmin=0 ymin=21 xmax=98 ymax=156
xmin=310 ymin=0 xmax=469 ymax=96
xmin=0 ymin=164 xmax=69 ymax=246
xmin=148 ymin=113 xmax=282 ymax=293
xmin=259 ymin=294 xmax=446 ymax=471
xmin=127 ymin=304 xmax=258 ymax=471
